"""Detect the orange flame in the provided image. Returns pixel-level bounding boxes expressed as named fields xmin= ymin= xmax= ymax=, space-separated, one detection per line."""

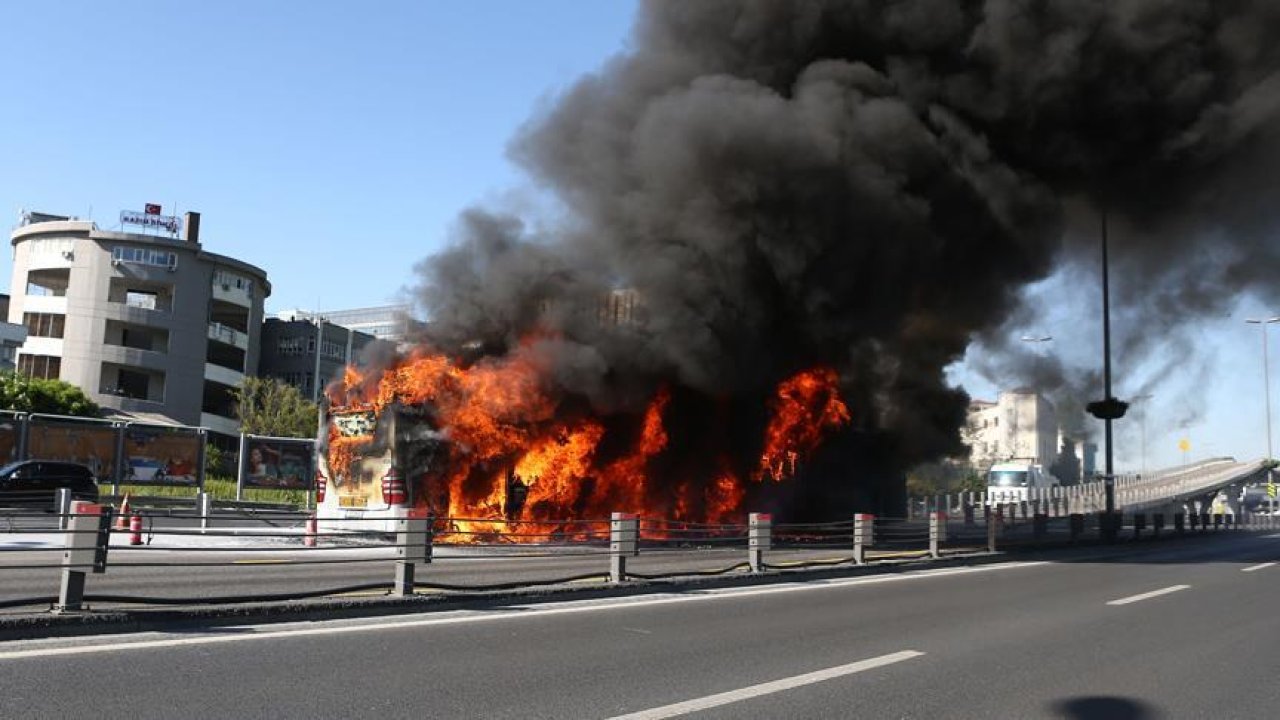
xmin=326 ymin=344 xmax=850 ymax=540
xmin=755 ymin=367 xmax=851 ymax=482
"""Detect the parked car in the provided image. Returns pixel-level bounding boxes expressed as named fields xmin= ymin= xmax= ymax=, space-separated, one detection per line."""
xmin=0 ymin=460 xmax=99 ymax=508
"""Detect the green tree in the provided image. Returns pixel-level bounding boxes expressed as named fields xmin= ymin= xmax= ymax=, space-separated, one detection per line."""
xmin=0 ymin=371 xmax=100 ymax=417
xmin=234 ymin=376 xmax=319 ymax=438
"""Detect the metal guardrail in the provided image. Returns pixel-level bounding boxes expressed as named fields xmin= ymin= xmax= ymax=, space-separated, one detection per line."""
xmin=3 ymin=493 xmax=1274 ymax=614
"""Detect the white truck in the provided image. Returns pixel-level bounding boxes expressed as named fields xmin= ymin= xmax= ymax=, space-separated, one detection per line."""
xmin=986 ymin=460 xmax=1059 ymax=505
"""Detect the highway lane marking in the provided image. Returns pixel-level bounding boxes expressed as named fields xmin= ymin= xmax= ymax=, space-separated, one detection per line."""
xmin=603 ymin=650 xmax=925 ymax=720
xmin=0 ymin=561 xmax=1045 ymax=661
xmin=1106 ymin=585 xmax=1191 ymax=606
xmin=1242 ymin=562 xmax=1276 ymax=573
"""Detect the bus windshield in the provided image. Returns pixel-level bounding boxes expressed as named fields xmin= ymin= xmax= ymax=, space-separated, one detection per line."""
xmin=988 ymin=470 xmax=1028 ymax=488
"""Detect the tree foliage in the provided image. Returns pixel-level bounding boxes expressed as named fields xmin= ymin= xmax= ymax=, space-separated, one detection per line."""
xmin=0 ymin=371 xmax=100 ymax=417
xmin=234 ymin=376 xmax=319 ymax=438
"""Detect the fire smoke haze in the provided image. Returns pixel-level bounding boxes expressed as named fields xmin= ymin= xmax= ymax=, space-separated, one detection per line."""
xmin=402 ymin=1 xmax=1280 ymax=515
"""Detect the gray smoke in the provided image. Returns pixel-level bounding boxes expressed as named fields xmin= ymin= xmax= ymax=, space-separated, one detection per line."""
xmin=413 ymin=1 xmax=1280 ymax=503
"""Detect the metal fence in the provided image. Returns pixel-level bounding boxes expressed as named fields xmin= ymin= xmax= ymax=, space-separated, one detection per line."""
xmin=3 ymin=495 xmax=1271 ymax=615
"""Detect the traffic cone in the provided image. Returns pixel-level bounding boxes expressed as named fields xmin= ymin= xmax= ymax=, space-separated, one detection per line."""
xmin=129 ymin=512 xmax=144 ymax=546
xmin=115 ymin=494 xmax=131 ymax=530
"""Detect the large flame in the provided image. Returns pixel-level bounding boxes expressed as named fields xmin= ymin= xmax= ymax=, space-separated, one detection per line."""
xmin=327 ymin=343 xmax=849 ymax=539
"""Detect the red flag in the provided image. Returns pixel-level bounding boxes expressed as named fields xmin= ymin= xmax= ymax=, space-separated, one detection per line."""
xmin=144 ymin=203 xmax=161 ymax=215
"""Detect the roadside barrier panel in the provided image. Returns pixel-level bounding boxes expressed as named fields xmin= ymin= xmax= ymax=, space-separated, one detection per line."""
xmin=1175 ymin=512 xmax=1186 ymax=534
xmin=1133 ymin=514 xmax=1146 ymax=539
xmin=1069 ymin=513 xmax=1084 ymax=541
xmin=1032 ymin=513 xmax=1048 ymax=540
xmin=1153 ymin=513 xmax=1164 ymax=538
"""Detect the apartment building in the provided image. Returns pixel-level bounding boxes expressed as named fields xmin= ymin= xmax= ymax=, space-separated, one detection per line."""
xmin=8 ymin=210 xmax=269 ymax=438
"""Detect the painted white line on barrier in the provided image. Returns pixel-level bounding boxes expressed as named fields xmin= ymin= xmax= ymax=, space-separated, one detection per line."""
xmin=1107 ymin=585 xmax=1191 ymax=606
xmin=0 ymin=561 xmax=1047 ymax=661
xmin=603 ymin=650 xmax=925 ymax=720
xmin=1242 ymin=562 xmax=1276 ymax=573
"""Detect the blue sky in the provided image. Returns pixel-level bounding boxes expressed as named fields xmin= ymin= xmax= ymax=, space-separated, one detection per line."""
xmin=0 ymin=1 xmax=1271 ymax=472
xmin=0 ymin=0 xmax=637 ymax=311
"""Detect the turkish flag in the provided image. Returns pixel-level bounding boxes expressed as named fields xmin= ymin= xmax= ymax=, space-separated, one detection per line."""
xmin=144 ymin=203 xmax=162 ymax=215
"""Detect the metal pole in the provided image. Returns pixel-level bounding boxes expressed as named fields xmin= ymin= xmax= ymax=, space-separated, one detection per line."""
xmin=1102 ymin=212 xmax=1116 ymax=523
xmin=312 ymin=316 xmax=325 ymax=404
xmin=1247 ymin=318 xmax=1278 ymax=517
xmin=1265 ymin=321 xmax=1274 ymax=518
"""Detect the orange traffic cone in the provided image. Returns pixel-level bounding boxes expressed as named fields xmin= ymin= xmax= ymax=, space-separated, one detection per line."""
xmin=115 ymin=494 xmax=131 ymax=530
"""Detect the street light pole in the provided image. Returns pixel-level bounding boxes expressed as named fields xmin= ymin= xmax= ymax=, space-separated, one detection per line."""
xmin=1246 ymin=316 xmax=1280 ymax=516
xmin=312 ymin=313 xmax=326 ymax=404
xmin=1086 ymin=211 xmax=1129 ymax=542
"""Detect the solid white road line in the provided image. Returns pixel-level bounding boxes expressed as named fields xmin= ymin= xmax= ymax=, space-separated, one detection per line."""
xmin=1242 ymin=562 xmax=1276 ymax=573
xmin=0 ymin=562 xmax=1046 ymax=661
xmin=603 ymin=650 xmax=925 ymax=720
xmin=1106 ymin=585 xmax=1191 ymax=606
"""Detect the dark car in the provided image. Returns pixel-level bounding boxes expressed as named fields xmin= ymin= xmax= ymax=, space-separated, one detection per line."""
xmin=0 ymin=460 xmax=100 ymax=508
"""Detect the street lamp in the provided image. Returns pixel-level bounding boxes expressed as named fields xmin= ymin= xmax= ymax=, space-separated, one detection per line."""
xmin=1086 ymin=211 xmax=1128 ymax=541
xmin=1245 ymin=316 xmax=1280 ymax=516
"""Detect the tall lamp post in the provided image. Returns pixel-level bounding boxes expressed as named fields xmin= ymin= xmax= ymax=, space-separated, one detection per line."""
xmin=1086 ymin=212 xmax=1129 ymax=541
xmin=1246 ymin=316 xmax=1279 ymax=516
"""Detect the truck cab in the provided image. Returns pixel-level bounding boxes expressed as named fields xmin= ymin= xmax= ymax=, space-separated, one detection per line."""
xmin=986 ymin=461 xmax=1058 ymax=504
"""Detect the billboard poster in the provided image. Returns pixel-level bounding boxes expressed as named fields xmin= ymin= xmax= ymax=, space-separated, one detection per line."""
xmin=25 ymin=419 xmax=118 ymax=481
xmin=122 ymin=425 xmax=202 ymax=486
xmin=242 ymin=437 xmax=314 ymax=489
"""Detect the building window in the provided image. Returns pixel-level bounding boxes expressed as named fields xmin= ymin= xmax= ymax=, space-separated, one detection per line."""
xmin=277 ymin=337 xmax=305 ymax=356
xmin=125 ymin=290 xmax=158 ymax=310
xmin=212 ymin=270 xmax=253 ymax=296
xmin=23 ymin=313 xmax=65 ymax=338
xmin=321 ymin=339 xmax=345 ymax=360
xmin=26 ymin=268 xmax=70 ymax=297
xmin=18 ymin=354 xmax=61 ymax=379
xmin=112 ymin=246 xmax=177 ymax=270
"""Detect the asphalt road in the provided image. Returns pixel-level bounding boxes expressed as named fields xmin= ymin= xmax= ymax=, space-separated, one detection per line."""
xmin=1 ymin=532 xmax=1276 ymax=719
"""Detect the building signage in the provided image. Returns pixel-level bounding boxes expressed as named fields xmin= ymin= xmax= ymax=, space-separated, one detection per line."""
xmin=120 ymin=210 xmax=182 ymax=234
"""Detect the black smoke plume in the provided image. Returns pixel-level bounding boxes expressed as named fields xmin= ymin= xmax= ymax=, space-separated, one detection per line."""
xmin=411 ymin=1 xmax=1280 ymax=516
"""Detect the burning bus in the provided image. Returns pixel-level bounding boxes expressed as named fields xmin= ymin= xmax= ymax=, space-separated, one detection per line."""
xmin=315 ymin=401 xmax=451 ymax=533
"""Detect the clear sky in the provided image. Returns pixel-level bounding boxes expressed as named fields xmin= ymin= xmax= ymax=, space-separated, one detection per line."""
xmin=0 ymin=1 xmax=1271 ymax=474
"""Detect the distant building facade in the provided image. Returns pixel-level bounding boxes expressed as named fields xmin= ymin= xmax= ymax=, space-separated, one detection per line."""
xmin=966 ymin=389 xmax=1060 ymax=470
xmin=258 ymin=313 xmax=384 ymax=401
xmin=8 ymin=210 xmax=269 ymax=437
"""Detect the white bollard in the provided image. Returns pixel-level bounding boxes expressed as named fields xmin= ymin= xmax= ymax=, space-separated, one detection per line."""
xmin=610 ymin=512 xmax=639 ymax=583
xmin=393 ymin=509 xmax=431 ymax=596
xmin=853 ymin=514 xmax=874 ymax=565
xmin=748 ymin=513 xmax=771 ymax=573
xmin=929 ymin=511 xmax=946 ymax=559
xmin=56 ymin=501 xmax=109 ymax=613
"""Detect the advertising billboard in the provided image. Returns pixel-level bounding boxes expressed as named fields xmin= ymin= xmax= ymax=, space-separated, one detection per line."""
xmin=25 ymin=418 xmax=119 ymax=481
xmin=242 ymin=437 xmax=314 ymax=489
xmin=121 ymin=425 xmax=202 ymax=486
